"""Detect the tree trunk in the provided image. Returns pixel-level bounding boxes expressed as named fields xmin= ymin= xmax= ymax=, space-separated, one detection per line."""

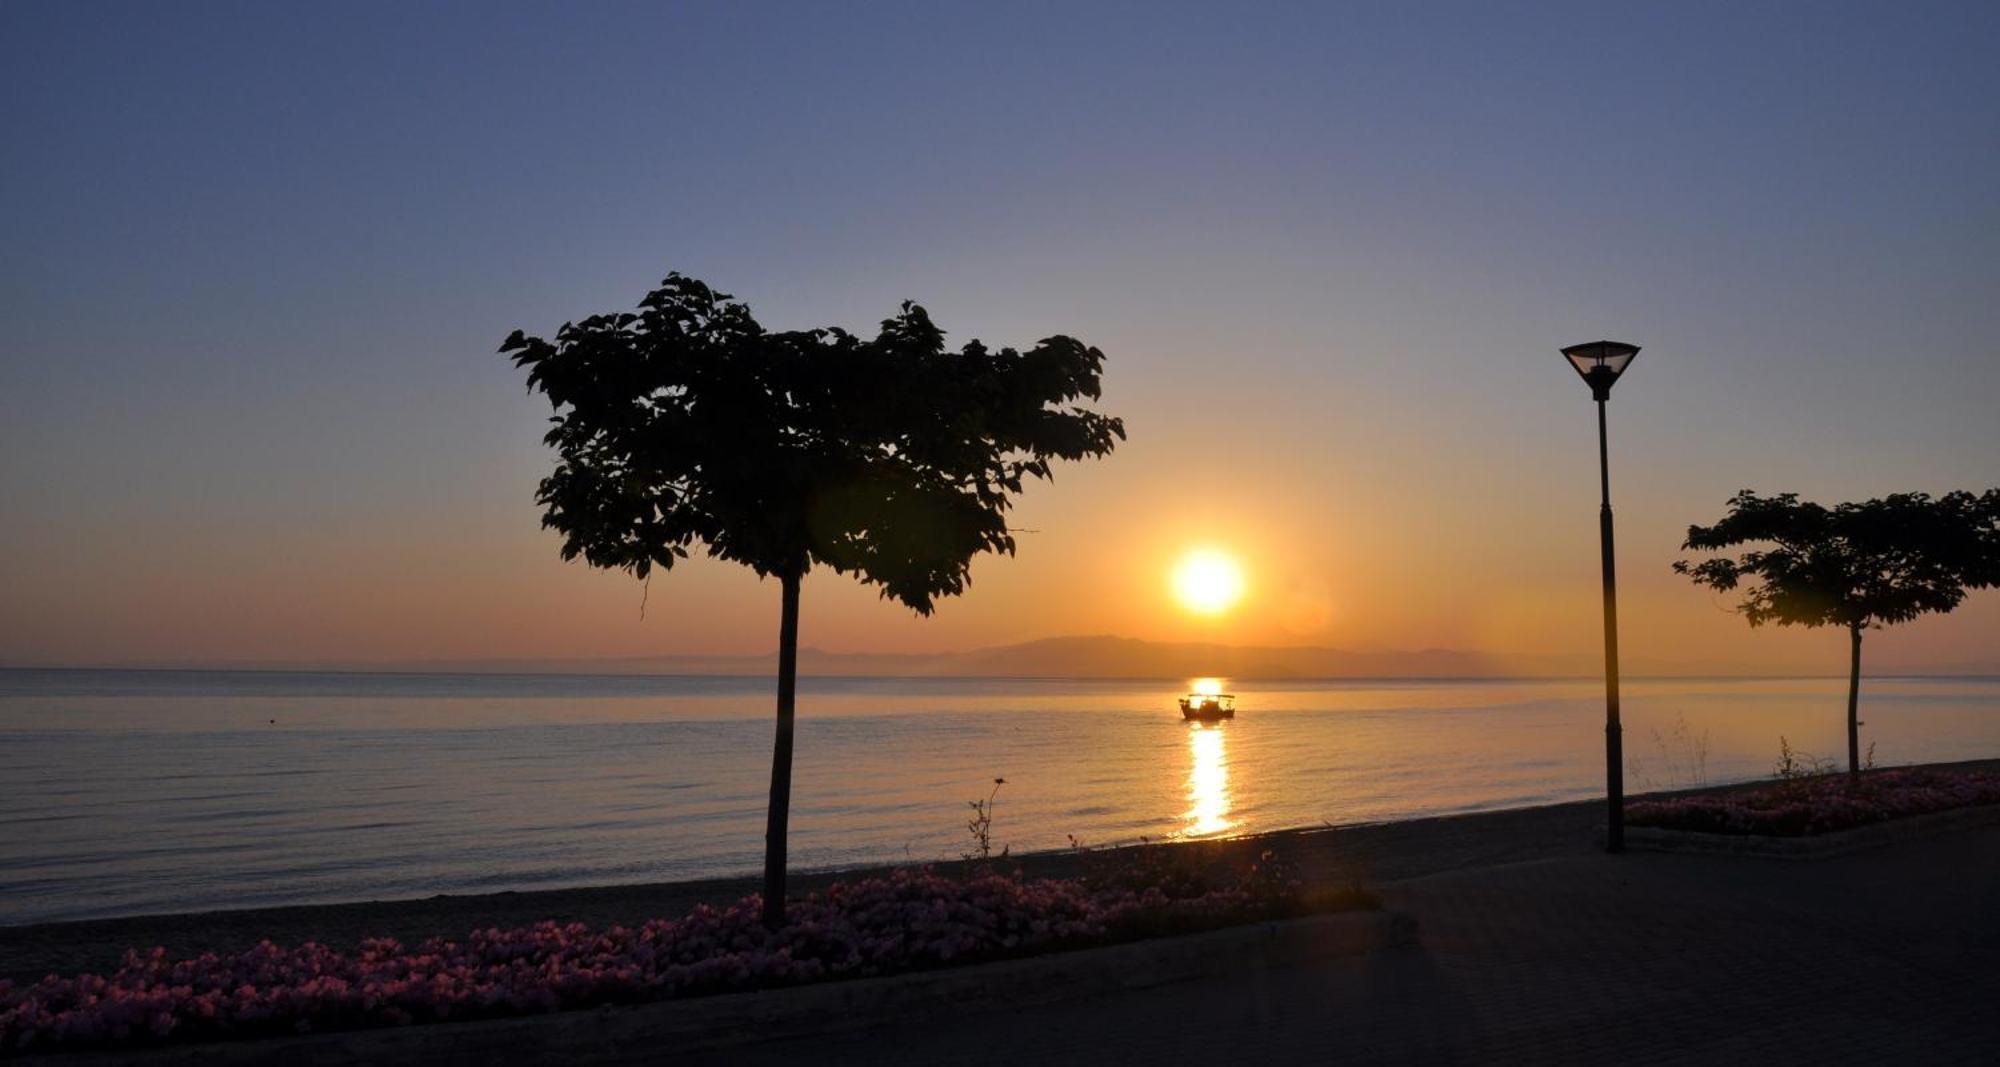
xmin=1846 ymin=624 xmax=1863 ymax=786
xmin=761 ymin=569 xmax=803 ymax=929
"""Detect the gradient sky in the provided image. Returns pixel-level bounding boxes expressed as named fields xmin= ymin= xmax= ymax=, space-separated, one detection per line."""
xmin=3 ymin=1 xmax=1997 ymax=673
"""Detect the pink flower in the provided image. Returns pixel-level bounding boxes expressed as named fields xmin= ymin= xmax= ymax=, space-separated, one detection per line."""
xmin=1629 ymin=769 xmax=2000 ymax=836
xmin=1 ymin=858 xmax=1311 ymax=1054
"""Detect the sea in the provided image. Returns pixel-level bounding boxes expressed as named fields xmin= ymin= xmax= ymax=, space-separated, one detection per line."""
xmin=3 ymin=669 xmax=1997 ymax=925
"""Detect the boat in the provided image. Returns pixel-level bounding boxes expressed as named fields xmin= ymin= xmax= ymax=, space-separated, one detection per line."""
xmin=1179 ymin=691 xmax=1236 ymax=721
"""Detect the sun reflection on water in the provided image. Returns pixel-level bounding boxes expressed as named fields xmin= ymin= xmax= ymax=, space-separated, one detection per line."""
xmin=1183 ymin=723 xmax=1235 ymax=837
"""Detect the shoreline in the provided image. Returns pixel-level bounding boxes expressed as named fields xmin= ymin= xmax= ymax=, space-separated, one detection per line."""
xmin=0 ymin=796 xmax=1589 ymax=983
xmin=9 ymin=755 xmax=1996 ymax=984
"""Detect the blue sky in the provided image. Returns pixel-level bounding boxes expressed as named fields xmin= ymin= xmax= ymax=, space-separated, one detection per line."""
xmin=3 ymin=1 xmax=1997 ymax=668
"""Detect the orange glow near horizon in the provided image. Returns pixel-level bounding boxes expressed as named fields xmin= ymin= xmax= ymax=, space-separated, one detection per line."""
xmin=1170 ymin=548 xmax=1247 ymax=617
xmin=6 ymin=9 xmax=2000 ymax=683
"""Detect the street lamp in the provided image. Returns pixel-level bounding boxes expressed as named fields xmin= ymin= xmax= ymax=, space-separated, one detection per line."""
xmin=1561 ymin=340 xmax=1640 ymax=853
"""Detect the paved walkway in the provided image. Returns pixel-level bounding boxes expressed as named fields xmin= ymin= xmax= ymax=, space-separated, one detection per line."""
xmin=705 ymin=827 xmax=2000 ymax=1065
xmin=2 ymin=795 xmax=1611 ymax=982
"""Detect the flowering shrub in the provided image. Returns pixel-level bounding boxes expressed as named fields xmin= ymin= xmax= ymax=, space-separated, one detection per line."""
xmin=1 ymin=857 xmax=1351 ymax=1054
xmin=1627 ymin=768 xmax=2000 ymax=838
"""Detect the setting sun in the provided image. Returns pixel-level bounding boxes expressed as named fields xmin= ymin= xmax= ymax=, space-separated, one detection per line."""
xmin=1171 ymin=549 xmax=1247 ymax=616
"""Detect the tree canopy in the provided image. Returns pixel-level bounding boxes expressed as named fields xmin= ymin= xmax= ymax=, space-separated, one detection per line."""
xmin=502 ymin=273 xmax=1126 ymax=608
xmin=1676 ymin=487 xmax=2000 ymax=780
xmin=1674 ymin=489 xmax=2000 ymax=630
xmin=505 ymin=272 xmax=1126 ymax=927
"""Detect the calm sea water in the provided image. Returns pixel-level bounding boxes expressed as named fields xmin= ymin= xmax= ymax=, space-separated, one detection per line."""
xmin=3 ymin=669 xmax=1997 ymax=925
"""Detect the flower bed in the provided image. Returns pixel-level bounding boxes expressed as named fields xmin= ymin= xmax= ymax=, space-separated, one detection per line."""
xmin=1 ymin=856 xmax=1367 ymax=1055
xmin=1627 ymin=768 xmax=2000 ymax=838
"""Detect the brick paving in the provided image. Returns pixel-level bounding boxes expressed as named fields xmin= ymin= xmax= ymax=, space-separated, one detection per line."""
xmin=708 ymin=827 xmax=2000 ymax=1065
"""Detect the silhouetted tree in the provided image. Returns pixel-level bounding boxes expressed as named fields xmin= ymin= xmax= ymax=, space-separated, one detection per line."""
xmin=503 ymin=274 xmax=1124 ymax=925
xmin=1675 ymin=490 xmax=2000 ymax=782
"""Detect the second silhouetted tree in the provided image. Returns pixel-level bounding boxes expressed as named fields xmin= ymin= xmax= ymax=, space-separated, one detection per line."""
xmin=1675 ymin=489 xmax=2000 ymax=782
xmin=504 ymin=273 xmax=1124 ymax=926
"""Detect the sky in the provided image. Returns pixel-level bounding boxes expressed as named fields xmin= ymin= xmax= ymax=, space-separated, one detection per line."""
xmin=2 ymin=1 xmax=1997 ymax=673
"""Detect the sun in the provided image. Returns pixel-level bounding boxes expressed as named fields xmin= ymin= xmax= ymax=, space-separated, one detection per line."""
xmin=1171 ymin=548 xmax=1246 ymax=616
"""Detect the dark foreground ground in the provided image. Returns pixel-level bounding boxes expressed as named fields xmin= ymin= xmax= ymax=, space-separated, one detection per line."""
xmin=716 ymin=823 xmax=2000 ymax=1065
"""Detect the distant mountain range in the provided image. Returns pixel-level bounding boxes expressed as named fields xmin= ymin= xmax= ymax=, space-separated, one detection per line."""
xmin=18 ymin=633 xmax=1995 ymax=679
xmin=333 ymin=634 xmax=1770 ymax=680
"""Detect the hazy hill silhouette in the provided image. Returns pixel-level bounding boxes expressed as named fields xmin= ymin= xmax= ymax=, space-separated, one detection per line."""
xmin=403 ymin=635 xmax=1594 ymax=679
xmin=65 ymin=635 xmax=2000 ymax=679
xmin=932 ymin=635 xmax=1508 ymax=678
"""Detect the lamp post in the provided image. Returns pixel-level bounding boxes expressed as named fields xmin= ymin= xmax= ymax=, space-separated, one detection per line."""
xmin=1561 ymin=340 xmax=1640 ymax=853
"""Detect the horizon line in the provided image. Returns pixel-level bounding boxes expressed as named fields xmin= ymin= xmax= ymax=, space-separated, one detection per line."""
xmin=4 ymin=663 xmax=1997 ymax=685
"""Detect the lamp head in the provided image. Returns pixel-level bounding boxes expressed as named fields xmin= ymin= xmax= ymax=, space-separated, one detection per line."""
xmin=1561 ymin=340 xmax=1641 ymax=401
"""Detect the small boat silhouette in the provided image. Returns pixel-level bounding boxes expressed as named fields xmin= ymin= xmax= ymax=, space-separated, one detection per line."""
xmin=1178 ymin=692 xmax=1236 ymax=722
